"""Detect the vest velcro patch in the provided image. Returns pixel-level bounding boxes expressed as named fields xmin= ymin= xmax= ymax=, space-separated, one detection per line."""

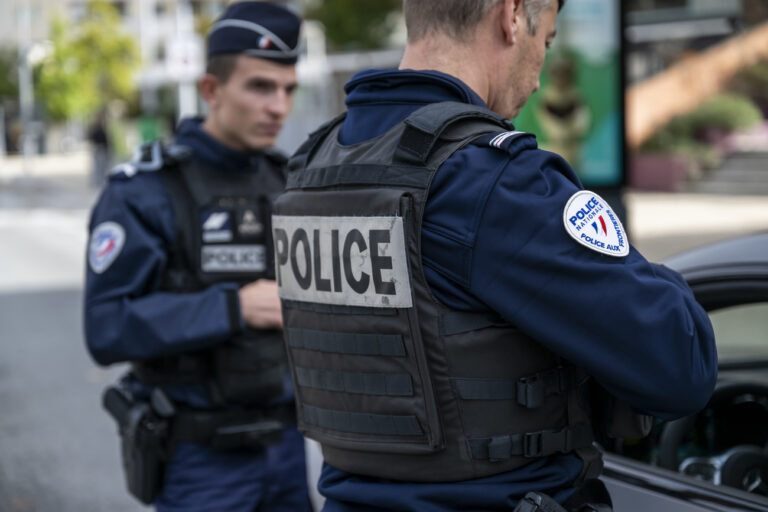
xmin=201 ymin=245 xmax=266 ymax=272
xmin=563 ymin=191 xmax=629 ymax=257
xmin=272 ymin=215 xmax=412 ymax=308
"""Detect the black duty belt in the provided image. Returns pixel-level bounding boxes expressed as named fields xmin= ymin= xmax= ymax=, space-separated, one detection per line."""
xmin=171 ymin=403 xmax=296 ymax=450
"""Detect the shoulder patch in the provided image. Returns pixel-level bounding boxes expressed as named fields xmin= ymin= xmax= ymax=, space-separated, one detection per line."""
xmin=563 ymin=191 xmax=629 ymax=258
xmin=89 ymin=222 xmax=126 ymax=274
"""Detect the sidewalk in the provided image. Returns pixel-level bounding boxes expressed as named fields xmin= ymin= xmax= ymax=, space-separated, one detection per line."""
xmin=0 ymin=150 xmax=90 ymax=180
xmin=626 ymin=192 xmax=768 ymax=260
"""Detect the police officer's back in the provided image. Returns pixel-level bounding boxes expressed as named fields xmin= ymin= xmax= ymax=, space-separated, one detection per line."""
xmin=272 ymin=0 xmax=718 ymax=511
xmin=84 ymin=3 xmax=312 ymax=511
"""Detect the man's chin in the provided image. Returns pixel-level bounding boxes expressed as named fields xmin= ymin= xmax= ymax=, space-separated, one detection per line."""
xmin=244 ymin=135 xmax=278 ymax=151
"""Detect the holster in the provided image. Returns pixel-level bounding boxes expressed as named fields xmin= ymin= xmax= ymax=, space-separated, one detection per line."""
xmin=514 ymin=479 xmax=613 ymax=512
xmin=102 ymin=386 xmax=169 ymax=505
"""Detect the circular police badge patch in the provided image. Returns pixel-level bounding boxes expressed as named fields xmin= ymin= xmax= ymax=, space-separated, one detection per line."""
xmin=563 ymin=191 xmax=629 ymax=258
xmin=89 ymin=222 xmax=126 ymax=274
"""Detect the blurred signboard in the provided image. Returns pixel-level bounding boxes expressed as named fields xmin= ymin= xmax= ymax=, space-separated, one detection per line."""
xmin=514 ymin=0 xmax=624 ymax=188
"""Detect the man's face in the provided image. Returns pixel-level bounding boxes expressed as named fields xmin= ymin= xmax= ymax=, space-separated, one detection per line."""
xmin=502 ymin=2 xmax=559 ymax=119
xmin=205 ymin=55 xmax=297 ymax=151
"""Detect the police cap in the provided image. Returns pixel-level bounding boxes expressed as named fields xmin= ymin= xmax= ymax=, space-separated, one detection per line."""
xmin=207 ymin=1 xmax=301 ymax=64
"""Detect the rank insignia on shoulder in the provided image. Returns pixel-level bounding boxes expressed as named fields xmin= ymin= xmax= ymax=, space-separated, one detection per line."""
xmin=489 ymin=130 xmax=526 ymax=148
xmin=563 ymin=191 xmax=629 ymax=257
xmin=89 ymin=221 xmax=126 ymax=273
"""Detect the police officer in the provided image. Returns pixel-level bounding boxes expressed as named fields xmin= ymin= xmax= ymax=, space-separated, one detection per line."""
xmin=271 ymin=0 xmax=718 ymax=511
xmin=84 ymin=3 xmax=313 ymax=511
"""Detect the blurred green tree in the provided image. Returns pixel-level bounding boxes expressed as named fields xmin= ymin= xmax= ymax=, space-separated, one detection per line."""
xmin=35 ymin=0 xmax=140 ymax=121
xmin=0 ymin=47 xmax=19 ymax=101
xmin=302 ymin=0 xmax=401 ymax=50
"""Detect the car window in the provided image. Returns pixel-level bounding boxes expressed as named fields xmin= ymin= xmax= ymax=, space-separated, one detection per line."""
xmin=709 ymin=302 xmax=768 ymax=363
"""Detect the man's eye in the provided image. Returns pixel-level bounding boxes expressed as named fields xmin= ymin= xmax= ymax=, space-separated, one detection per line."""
xmin=250 ymin=81 xmax=275 ymax=92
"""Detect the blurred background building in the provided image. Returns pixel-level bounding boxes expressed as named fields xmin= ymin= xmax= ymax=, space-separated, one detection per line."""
xmin=0 ymin=0 xmax=766 ymax=196
xmin=0 ymin=0 xmax=405 ymax=166
xmin=623 ymin=0 xmax=768 ymax=194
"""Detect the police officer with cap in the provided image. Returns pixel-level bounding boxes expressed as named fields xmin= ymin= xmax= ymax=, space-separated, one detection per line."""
xmin=272 ymin=0 xmax=718 ymax=510
xmin=84 ymin=2 xmax=313 ymax=511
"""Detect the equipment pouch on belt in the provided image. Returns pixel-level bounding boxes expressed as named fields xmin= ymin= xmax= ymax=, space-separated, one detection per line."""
xmin=591 ymin=384 xmax=652 ymax=441
xmin=102 ymin=385 xmax=169 ymax=505
xmin=212 ymin=330 xmax=287 ymax=405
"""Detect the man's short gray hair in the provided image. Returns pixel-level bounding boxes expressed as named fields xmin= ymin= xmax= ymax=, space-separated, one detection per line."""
xmin=404 ymin=0 xmax=558 ymax=42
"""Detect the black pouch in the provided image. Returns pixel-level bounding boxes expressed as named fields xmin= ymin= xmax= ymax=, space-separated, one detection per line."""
xmin=103 ymin=386 xmax=169 ymax=505
xmin=590 ymin=383 xmax=652 ymax=441
xmin=212 ymin=330 xmax=286 ymax=405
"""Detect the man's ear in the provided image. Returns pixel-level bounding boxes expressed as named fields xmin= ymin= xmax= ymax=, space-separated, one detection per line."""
xmin=198 ymin=74 xmax=220 ymax=108
xmin=500 ymin=0 xmax=525 ymax=45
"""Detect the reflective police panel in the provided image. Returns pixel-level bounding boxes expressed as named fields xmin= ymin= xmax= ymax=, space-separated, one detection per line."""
xmin=272 ymin=215 xmax=412 ymax=308
xmin=201 ymin=244 xmax=267 ymax=272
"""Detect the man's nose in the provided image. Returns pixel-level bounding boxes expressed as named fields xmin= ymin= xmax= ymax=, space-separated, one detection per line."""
xmin=267 ymin=89 xmax=291 ymax=117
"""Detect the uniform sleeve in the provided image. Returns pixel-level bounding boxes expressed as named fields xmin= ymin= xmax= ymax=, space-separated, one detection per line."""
xmin=468 ymin=148 xmax=717 ymax=420
xmin=83 ymin=175 xmax=242 ymax=366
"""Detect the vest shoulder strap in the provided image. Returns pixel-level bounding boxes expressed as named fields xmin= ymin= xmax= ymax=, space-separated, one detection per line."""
xmin=393 ymin=101 xmax=513 ymax=166
xmin=157 ymin=160 xmax=198 ymax=291
xmin=288 ymin=112 xmax=347 ymax=173
xmin=109 ymin=140 xmax=191 ymax=179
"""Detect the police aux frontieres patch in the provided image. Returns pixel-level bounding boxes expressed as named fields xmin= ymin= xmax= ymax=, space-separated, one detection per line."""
xmin=563 ymin=191 xmax=629 ymax=257
xmin=272 ymin=215 xmax=412 ymax=308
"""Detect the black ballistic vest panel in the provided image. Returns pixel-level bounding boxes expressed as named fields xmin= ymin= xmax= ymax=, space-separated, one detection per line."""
xmin=273 ymin=103 xmax=598 ymax=481
xmin=133 ymin=147 xmax=289 ymax=407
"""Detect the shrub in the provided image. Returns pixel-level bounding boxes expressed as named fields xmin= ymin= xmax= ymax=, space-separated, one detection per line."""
xmin=643 ymin=93 xmax=762 ymax=151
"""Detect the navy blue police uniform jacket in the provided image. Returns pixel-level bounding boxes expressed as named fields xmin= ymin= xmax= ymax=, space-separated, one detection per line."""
xmin=84 ymin=118 xmax=310 ymax=512
xmin=315 ymin=69 xmax=718 ymax=512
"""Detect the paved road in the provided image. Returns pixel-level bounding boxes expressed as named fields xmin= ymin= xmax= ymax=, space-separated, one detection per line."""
xmin=1 ymin=172 xmax=767 ymax=511
xmin=0 ymin=183 xmax=147 ymax=511
xmin=0 ymin=290 xmax=143 ymax=512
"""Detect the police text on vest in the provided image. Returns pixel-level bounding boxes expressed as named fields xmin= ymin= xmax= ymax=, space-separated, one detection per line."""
xmin=272 ymin=215 xmax=412 ymax=308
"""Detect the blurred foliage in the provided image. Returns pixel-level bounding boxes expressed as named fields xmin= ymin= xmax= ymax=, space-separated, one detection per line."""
xmin=642 ymin=93 xmax=763 ymax=168
xmin=302 ymin=0 xmax=401 ymax=50
xmin=196 ymin=12 xmax=215 ymax=40
xmin=726 ymin=59 xmax=768 ymax=113
xmin=0 ymin=47 xmax=19 ymax=101
xmin=35 ymin=0 xmax=140 ymax=121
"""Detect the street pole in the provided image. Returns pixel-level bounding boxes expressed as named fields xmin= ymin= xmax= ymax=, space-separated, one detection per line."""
xmin=0 ymin=107 xmax=6 ymax=160
xmin=17 ymin=2 xmax=35 ymax=176
xmin=175 ymin=0 xmax=199 ymax=122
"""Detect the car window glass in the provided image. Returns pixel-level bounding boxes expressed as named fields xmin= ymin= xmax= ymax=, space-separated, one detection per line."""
xmin=709 ymin=302 xmax=768 ymax=362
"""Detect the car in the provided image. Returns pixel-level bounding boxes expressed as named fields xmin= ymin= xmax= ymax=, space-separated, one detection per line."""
xmin=602 ymin=233 xmax=768 ymax=512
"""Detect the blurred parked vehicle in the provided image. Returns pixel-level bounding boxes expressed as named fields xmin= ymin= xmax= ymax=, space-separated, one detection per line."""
xmin=604 ymin=232 xmax=768 ymax=511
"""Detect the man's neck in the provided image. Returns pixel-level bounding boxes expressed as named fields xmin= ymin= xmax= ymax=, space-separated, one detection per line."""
xmin=201 ymin=117 xmax=248 ymax=153
xmin=399 ymin=32 xmax=492 ymax=106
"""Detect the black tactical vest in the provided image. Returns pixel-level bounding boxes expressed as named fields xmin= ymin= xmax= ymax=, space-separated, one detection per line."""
xmin=130 ymin=142 xmax=289 ymax=407
xmin=272 ymin=103 xmax=600 ymax=482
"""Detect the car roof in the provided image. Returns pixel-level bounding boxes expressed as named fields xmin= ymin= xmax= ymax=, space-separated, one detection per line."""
xmin=663 ymin=232 xmax=768 ymax=283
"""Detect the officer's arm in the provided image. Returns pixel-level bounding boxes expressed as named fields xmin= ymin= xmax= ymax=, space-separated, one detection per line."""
xmin=469 ymin=150 xmax=717 ymax=420
xmin=83 ymin=177 xmax=242 ymax=366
